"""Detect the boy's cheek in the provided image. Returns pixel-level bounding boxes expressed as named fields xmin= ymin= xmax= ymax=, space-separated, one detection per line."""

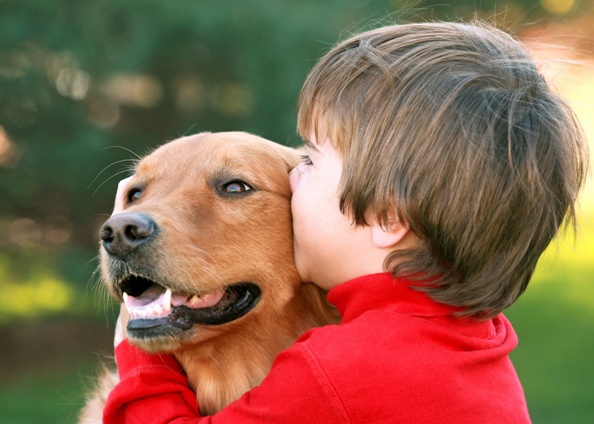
xmin=289 ymin=165 xmax=303 ymax=193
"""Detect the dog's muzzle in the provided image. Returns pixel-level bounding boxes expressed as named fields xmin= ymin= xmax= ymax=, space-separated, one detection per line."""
xmin=99 ymin=212 xmax=262 ymax=340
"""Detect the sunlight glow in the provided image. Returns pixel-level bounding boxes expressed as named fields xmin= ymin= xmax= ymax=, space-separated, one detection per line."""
xmin=103 ymin=74 xmax=163 ymax=108
xmin=46 ymin=51 xmax=91 ymax=101
xmin=541 ymin=0 xmax=575 ymax=14
xmin=0 ymin=125 xmax=21 ymax=168
xmin=0 ymin=277 xmax=74 ymax=322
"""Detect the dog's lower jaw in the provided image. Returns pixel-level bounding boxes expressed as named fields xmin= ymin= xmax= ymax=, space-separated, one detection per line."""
xmin=129 ymin=333 xmax=188 ymax=353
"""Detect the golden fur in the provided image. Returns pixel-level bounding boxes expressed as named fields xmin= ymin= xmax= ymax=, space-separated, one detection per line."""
xmin=79 ymin=132 xmax=338 ymax=422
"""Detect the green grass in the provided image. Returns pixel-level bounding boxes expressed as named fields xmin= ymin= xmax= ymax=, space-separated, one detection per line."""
xmin=1 ymin=215 xmax=592 ymax=423
xmin=0 ymin=365 xmax=94 ymax=424
xmin=507 ymin=278 xmax=594 ymax=423
xmin=506 ymin=216 xmax=594 ymax=423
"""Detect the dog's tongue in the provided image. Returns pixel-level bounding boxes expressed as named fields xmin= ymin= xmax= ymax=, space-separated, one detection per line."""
xmin=123 ymin=285 xmax=225 ymax=320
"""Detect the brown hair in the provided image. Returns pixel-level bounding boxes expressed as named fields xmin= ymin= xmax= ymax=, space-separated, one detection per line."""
xmin=297 ymin=22 xmax=589 ymax=317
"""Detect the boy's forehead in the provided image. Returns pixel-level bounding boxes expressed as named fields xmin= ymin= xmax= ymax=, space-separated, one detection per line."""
xmin=300 ymin=117 xmax=343 ymax=154
xmin=302 ymin=124 xmax=332 ymax=150
xmin=302 ymin=138 xmax=320 ymax=151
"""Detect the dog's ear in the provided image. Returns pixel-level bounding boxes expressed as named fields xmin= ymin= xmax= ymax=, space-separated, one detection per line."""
xmin=273 ymin=144 xmax=301 ymax=172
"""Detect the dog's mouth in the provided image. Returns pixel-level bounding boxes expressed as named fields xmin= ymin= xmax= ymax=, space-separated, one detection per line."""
xmin=119 ymin=275 xmax=261 ymax=338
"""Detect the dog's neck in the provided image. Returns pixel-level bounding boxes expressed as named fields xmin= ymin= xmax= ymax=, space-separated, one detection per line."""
xmin=174 ymin=318 xmax=302 ymax=415
xmin=173 ymin=283 xmax=338 ymax=415
xmin=172 ymin=282 xmax=339 ymax=415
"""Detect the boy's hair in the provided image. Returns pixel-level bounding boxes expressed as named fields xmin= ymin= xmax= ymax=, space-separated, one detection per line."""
xmin=297 ymin=22 xmax=589 ymax=318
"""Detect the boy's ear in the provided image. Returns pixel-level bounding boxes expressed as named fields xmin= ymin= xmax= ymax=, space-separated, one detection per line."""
xmin=370 ymin=218 xmax=409 ymax=249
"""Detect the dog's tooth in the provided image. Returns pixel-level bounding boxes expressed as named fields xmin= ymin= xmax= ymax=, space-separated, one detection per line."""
xmin=163 ymin=289 xmax=172 ymax=312
xmin=188 ymin=294 xmax=202 ymax=306
xmin=122 ymin=293 xmax=133 ymax=315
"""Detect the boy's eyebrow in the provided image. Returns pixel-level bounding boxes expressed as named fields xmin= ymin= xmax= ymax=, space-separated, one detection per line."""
xmin=302 ymin=138 xmax=319 ymax=152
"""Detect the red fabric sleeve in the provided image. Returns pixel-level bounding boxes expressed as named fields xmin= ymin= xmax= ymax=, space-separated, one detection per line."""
xmin=103 ymin=340 xmax=204 ymax=424
xmin=103 ymin=339 xmax=348 ymax=424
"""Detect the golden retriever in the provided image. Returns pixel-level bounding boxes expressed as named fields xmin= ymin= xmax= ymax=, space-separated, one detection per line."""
xmin=79 ymin=132 xmax=338 ymax=421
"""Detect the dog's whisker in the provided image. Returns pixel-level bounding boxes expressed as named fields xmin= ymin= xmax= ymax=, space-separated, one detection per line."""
xmin=183 ymin=247 xmax=225 ymax=284
xmin=177 ymin=246 xmax=225 ymax=287
xmin=86 ymin=260 xmax=115 ymax=325
xmin=179 ymin=123 xmax=198 ymax=138
xmin=103 ymin=145 xmax=143 ymax=161
xmin=86 ymin=259 xmax=102 ymax=295
xmin=206 ymin=353 xmax=229 ymax=380
xmin=154 ymin=255 xmax=197 ymax=295
xmin=87 ymin=159 xmax=137 ymax=190
xmin=193 ymin=267 xmax=221 ymax=296
xmin=186 ymin=246 xmax=221 ymax=268
xmin=178 ymin=266 xmax=201 ymax=296
xmin=91 ymin=169 xmax=133 ymax=198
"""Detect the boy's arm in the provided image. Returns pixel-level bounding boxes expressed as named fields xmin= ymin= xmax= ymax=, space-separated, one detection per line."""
xmin=103 ymin=340 xmax=202 ymax=424
xmin=103 ymin=338 xmax=349 ymax=424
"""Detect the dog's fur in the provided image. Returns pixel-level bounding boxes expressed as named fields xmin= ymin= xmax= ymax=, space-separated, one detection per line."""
xmin=79 ymin=132 xmax=338 ymax=422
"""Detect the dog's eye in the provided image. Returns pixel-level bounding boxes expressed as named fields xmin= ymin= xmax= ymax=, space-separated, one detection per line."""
xmin=128 ymin=189 xmax=142 ymax=203
xmin=221 ymin=181 xmax=252 ymax=194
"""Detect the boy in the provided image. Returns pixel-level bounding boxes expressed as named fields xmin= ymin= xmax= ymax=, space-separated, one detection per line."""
xmin=103 ymin=22 xmax=588 ymax=423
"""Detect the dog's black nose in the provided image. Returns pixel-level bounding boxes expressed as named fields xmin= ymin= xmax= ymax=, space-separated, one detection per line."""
xmin=100 ymin=212 xmax=156 ymax=259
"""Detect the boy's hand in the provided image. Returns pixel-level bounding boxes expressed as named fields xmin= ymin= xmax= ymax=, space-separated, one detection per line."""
xmin=114 ymin=304 xmax=130 ymax=347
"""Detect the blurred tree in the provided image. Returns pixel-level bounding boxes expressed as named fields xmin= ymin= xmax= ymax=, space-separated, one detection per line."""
xmin=0 ymin=0 xmax=391 ymax=249
xmin=0 ymin=0 xmax=586 ymax=286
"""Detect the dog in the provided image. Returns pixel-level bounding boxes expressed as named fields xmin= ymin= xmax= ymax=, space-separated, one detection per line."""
xmin=79 ymin=132 xmax=339 ymax=422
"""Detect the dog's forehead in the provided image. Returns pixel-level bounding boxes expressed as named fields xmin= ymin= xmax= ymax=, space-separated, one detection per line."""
xmin=144 ymin=135 xmax=253 ymax=163
xmin=144 ymin=135 xmax=287 ymax=171
xmin=129 ymin=133 xmax=297 ymax=196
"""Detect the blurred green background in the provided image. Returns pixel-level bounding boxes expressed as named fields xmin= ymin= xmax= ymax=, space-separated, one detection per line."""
xmin=0 ymin=0 xmax=592 ymax=423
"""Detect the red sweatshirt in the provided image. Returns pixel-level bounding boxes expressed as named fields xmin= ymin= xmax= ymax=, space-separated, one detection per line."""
xmin=104 ymin=273 xmax=531 ymax=423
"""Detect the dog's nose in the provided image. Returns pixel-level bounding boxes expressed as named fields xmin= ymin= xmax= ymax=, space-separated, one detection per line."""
xmin=100 ymin=212 xmax=156 ymax=259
